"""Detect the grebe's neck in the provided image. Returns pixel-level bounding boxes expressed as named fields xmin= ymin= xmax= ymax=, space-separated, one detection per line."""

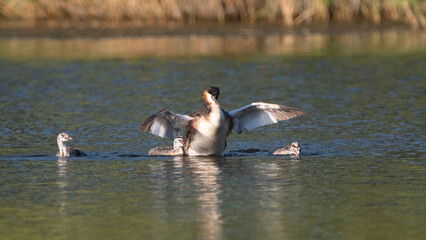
xmin=201 ymin=90 xmax=223 ymax=124
xmin=57 ymin=141 xmax=69 ymax=156
xmin=209 ymin=101 xmax=221 ymax=113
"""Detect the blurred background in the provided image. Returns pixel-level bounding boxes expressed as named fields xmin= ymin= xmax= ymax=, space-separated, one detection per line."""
xmin=1 ymin=1 xmax=425 ymax=240
xmin=1 ymin=0 xmax=426 ymax=58
xmin=1 ymin=0 xmax=425 ymax=28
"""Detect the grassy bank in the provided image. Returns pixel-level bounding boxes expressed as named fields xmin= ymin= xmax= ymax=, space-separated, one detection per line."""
xmin=1 ymin=0 xmax=425 ymax=29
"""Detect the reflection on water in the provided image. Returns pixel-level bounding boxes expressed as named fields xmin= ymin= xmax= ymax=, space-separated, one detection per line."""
xmin=0 ymin=154 xmax=425 ymax=239
xmin=1 ymin=28 xmax=425 ymax=59
xmin=56 ymin=157 xmax=68 ymax=221
xmin=57 ymin=158 xmax=68 ymax=176
xmin=0 ymin=26 xmax=425 ymax=240
xmin=178 ymin=157 xmax=223 ymax=240
xmin=57 ymin=157 xmax=68 ymax=187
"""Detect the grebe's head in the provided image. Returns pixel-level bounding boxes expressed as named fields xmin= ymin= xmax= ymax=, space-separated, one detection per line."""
xmin=203 ymin=86 xmax=220 ymax=105
xmin=173 ymin=137 xmax=184 ymax=150
xmin=57 ymin=132 xmax=72 ymax=142
xmin=207 ymin=86 xmax=220 ymax=100
xmin=290 ymin=142 xmax=300 ymax=156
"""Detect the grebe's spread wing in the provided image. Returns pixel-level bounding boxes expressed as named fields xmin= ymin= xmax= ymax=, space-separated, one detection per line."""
xmin=229 ymin=102 xmax=306 ymax=134
xmin=139 ymin=109 xmax=193 ymax=139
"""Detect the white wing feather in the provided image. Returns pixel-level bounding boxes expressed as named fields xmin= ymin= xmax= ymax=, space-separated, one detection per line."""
xmin=229 ymin=102 xmax=306 ymax=134
xmin=139 ymin=109 xmax=193 ymax=139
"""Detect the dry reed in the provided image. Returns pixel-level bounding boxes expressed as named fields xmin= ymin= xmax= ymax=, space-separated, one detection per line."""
xmin=0 ymin=0 xmax=425 ymax=29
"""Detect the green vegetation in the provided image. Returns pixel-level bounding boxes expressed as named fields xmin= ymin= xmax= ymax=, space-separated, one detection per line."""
xmin=1 ymin=0 xmax=425 ymax=29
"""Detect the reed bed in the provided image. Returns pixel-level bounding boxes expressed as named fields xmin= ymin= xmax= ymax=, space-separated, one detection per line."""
xmin=1 ymin=0 xmax=425 ymax=29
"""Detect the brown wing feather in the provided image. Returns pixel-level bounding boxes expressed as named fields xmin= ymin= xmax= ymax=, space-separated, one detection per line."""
xmin=138 ymin=111 xmax=159 ymax=132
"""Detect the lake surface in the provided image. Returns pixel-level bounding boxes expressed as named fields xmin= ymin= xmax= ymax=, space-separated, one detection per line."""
xmin=0 ymin=26 xmax=425 ymax=239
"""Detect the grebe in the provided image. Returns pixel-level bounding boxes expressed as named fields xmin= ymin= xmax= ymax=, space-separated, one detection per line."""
xmin=271 ymin=142 xmax=300 ymax=156
xmin=148 ymin=137 xmax=184 ymax=156
xmin=139 ymin=86 xmax=306 ymax=156
xmin=56 ymin=132 xmax=87 ymax=157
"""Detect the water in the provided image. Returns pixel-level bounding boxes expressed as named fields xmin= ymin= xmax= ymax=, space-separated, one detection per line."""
xmin=1 ymin=26 xmax=425 ymax=239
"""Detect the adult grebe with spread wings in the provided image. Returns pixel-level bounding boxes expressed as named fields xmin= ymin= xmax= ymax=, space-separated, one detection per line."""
xmin=139 ymin=86 xmax=306 ymax=156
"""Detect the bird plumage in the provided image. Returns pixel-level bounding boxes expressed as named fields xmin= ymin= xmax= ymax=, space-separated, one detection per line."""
xmin=271 ymin=142 xmax=301 ymax=156
xmin=139 ymin=87 xmax=305 ymax=156
xmin=148 ymin=137 xmax=184 ymax=156
xmin=229 ymin=102 xmax=306 ymax=134
xmin=138 ymin=109 xmax=192 ymax=139
xmin=56 ymin=132 xmax=87 ymax=157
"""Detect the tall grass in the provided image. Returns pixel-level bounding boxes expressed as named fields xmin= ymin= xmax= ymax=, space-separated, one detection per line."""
xmin=1 ymin=0 xmax=425 ymax=29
